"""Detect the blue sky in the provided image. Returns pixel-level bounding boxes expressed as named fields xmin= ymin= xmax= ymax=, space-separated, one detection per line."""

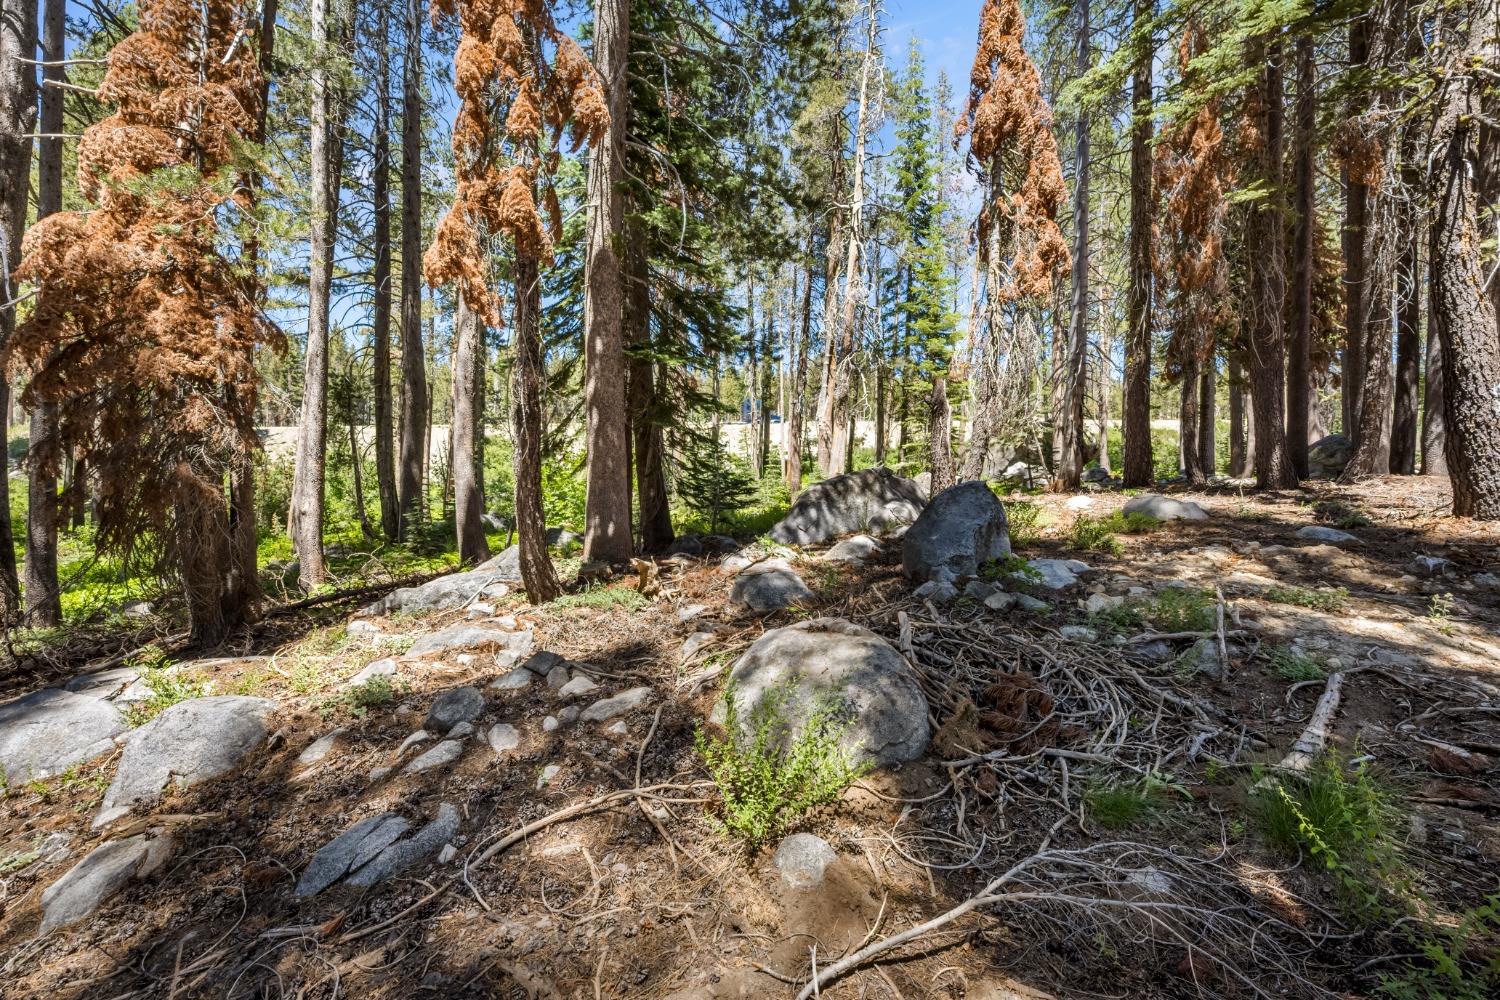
xmin=888 ymin=0 xmax=982 ymax=95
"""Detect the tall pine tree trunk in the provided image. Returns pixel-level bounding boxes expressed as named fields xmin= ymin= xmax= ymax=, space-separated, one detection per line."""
xmin=24 ymin=0 xmax=65 ymax=625
xmin=1246 ymin=39 xmax=1298 ymax=489
xmin=928 ymin=377 xmax=954 ymax=493
xmin=783 ymin=250 xmax=814 ymax=497
xmin=372 ymin=2 xmax=398 ymax=541
xmin=513 ymin=254 xmax=562 ymax=598
xmin=1054 ymin=0 xmax=1090 ymax=491
xmin=1432 ymin=0 xmax=1500 ymax=518
xmin=1342 ymin=167 xmax=1398 ymax=480
xmin=290 ymin=0 xmax=337 ymax=589
xmin=1228 ymin=353 xmax=1249 ymax=477
xmin=1179 ymin=350 xmax=1204 ymax=483
xmin=1422 ymin=288 xmax=1447 ymax=476
xmin=1198 ymin=363 xmax=1216 ymax=474
xmin=397 ymin=0 xmax=429 ymax=538
xmin=1391 ymin=213 xmax=1421 ymax=474
xmin=0 ymin=0 xmax=36 ymax=622
xmin=1122 ymin=0 xmax=1154 ymax=487
xmin=1287 ymin=33 xmax=1315 ymax=476
xmin=453 ymin=299 xmax=490 ymax=563
xmin=582 ymin=0 xmax=632 ymax=564
xmin=1342 ymin=19 xmax=1369 ymax=434
xmin=624 ymin=212 xmax=673 ymax=551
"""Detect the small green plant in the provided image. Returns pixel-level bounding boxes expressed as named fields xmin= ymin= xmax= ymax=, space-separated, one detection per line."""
xmin=1378 ymin=894 xmax=1500 ymax=1000
xmin=1252 ymin=754 xmax=1401 ymax=919
xmin=1266 ymin=644 xmax=1326 ymax=682
xmin=1233 ymin=505 xmax=1273 ymax=522
xmin=1143 ymin=586 xmax=1217 ymax=632
xmin=981 ymin=553 xmax=1042 ymax=590
xmin=1314 ymin=500 xmax=1373 ymax=529
xmin=696 ymin=685 xmax=869 ymax=848
xmin=1088 ymin=601 xmax=1145 ymax=637
xmin=1427 ymin=593 xmax=1456 ymax=634
xmin=1001 ymin=500 xmax=1046 ymax=547
xmin=551 ymin=585 xmax=650 ymax=612
xmin=332 ymin=674 xmax=398 ymax=718
xmin=1084 ymin=772 xmax=1187 ymax=829
xmin=124 ymin=660 xmax=211 ymax=727
xmin=1265 ymin=584 xmax=1349 ymax=612
xmin=1068 ymin=511 xmax=1160 ymax=555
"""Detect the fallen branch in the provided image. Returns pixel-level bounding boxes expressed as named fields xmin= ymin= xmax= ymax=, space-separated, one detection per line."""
xmin=1276 ymin=670 xmax=1346 ymax=773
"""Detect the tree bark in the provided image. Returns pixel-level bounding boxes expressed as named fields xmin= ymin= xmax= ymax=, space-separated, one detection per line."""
xmin=582 ymin=0 xmax=632 ymax=564
xmin=1391 ymin=216 xmax=1421 ymax=474
xmin=372 ymin=1 xmax=398 ymax=541
xmin=24 ymin=0 xmax=65 ymax=626
xmin=0 ymin=0 xmax=37 ymax=622
xmin=175 ymin=465 xmax=238 ymax=646
xmin=1432 ymin=1 xmax=1500 ymax=518
xmin=1341 ymin=174 xmax=1398 ymax=481
xmin=1287 ymin=33 xmax=1315 ymax=477
xmin=397 ymin=0 xmax=429 ymax=538
xmin=783 ymin=249 xmax=813 ymax=497
xmin=1198 ymin=362 xmax=1216 ymax=474
xmin=1422 ymin=250 xmax=1447 ymax=477
xmin=1054 ymin=0 xmax=1090 ymax=492
xmin=1228 ymin=352 xmax=1249 ymax=477
xmin=623 ymin=213 xmax=673 ymax=552
xmin=1179 ymin=351 xmax=1204 ymax=483
xmin=928 ymin=376 xmax=955 ymax=492
xmin=758 ymin=310 xmax=773 ymax=477
xmin=1246 ymin=40 xmax=1299 ymax=489
xmin=290 ymin=0 xmax=337 ymax=589
xmin=513 ymin=254 xmax=562 ymax=598
xmin=1122 ymin=0 xmax=1154 ymax=487
xmin=1342 ymin=19 xmax=1369 ymax=435
xmin=452 ymin=298 xmax=490 ymax=563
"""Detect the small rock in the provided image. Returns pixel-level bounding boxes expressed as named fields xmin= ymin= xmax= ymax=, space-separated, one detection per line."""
xmin=581 ymin=687 xmax=653 ymax=722
xmin=1414 ymin=555 xmax=1453 ymax=575
xmin=1474 ymin=572 xmax=1500 ymax=589
xmin=456 ymin=653 xmax=476 ymax=667
xmin=681 ymin=631 xmax=717 ymax=663
xmin=467 ymin=602 xmax=496 ymax=618
xmin=423 ymin=687 xmax=485 ymax=733
xmin=396 ymin=730 xmax=433 ymax=757
xmin=491 ymin=667 xmax=533 ymax=692
xmin=558 ymin=675 xmax=598 ymax=699
xmin=40 ymin=832 xmax=175 ymax=933
xmin=984 ymin=591 xmax=1018 ymax=612
xmin=523 ymin=650 xmax=565 ymax=676
xmin=487 ymin=724 xmax=521 ymax=753
xmin=346 ymin=620 xmax=381 ymax=639
xmin=823 ymin=534 xmax=882 ymax=564
xmin=344 ymin=658 xmax=397 ymax=690
xmin=297 ymin=729 xmax=343 ymax=767
xmin=537 ymin=765 xmax=561 ymax=789
xmin=1296 ymin=525 xmax=1359 ymax=544
xmin=1059 ymin=625 xmax=1098 ymax=642
xmin=1065 ymin=496 xmax=1095 ymax=511
xmin=1015 ymin=594 xmax=1050 ymax=613
xmin=558 ymin=705 xmax=581 ymax=723
xmin=545 ymin=664 xmax=570 ymax=690
xmin=913 ymin=580 xmax=958 ymax=604
xmin=1181 ymin=638 xmax=1225 ymax=679
xmin=1082 ymin=593 xmax=1124 ymax=615
xmin=1135 ymin=640 xmax=1173 ymax=663
xmin=405 ymin=740 xmax=463 ymax=774
xmin=606 ymin=721 xmax=628 ymax=736
xmin=677 ymin=604 xmax=708 ymax=623
xmin=730 ymin=562 xmax=814 ymax=612
xmin=120 ymin=600 xmax=154 ymax=620
xmin=773 ymin=833 xmax=838 ymax=890
xmin=406 ymin=625 xmax=530 ymax=660
xmin=1029 ymin=559 xmax=1090 ymax=590
xmin=963 ymin=580 xmax=999 ymax=602
xmin=1123 ymin=494 xmax=1209 ymax=521
xmin=438 ymin=843 xmax=458 ymax=865
xmin=448 ymin=721 xmax=475 ymax=739
xmin=368 ymin=766 xmax=391 ymax=782
xmin=542 ymin=715 xmax=560 ymax=732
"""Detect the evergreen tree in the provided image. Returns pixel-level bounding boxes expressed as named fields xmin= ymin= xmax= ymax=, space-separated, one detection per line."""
xmin=677 ymin=430 xmax=756 ymax=535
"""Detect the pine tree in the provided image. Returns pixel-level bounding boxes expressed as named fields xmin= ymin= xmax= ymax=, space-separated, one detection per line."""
xmin=677 ymin=430 xmax=756 ymax=535
xmin=9 ymin=0 xmax=282 ymax=642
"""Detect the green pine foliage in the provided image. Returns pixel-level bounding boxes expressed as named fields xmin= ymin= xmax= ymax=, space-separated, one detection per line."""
xmin=676 ymin=431 xmax=758 ymax=535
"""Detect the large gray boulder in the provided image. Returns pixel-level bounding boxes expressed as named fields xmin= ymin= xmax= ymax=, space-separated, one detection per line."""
xmin=0 ymin=688 xmax=127 ymax=784
xmin=405 ymin=624 xmax=532 ymax=660
xmin=39 ymin=832 xmax=175 ymax=933
xmin=901 ymin=482 xmax=1011 ymax=583
xmin=717 ymin=618 xmax=928 ymax=768
xmin=364 ymin=560 xmax=516 ymax=616
xmin=729 ymin=560 xmax=813 ymax=612
xmin=1123 ymin=494 xmax=1208 ymax=521
xmin=770 ymin=468 xmax=927 ymax=546
xmin=95 ymin=696 xmax=276 ymax=828
xmin=1307 ymin=434 xmax=1353 ymax=479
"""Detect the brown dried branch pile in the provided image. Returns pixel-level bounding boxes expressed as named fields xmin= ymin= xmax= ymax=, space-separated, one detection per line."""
xmin=5 ymin=0 xmax=280 ymax=562
xmin=422 ymin=0 xmax=609 ymax=322
xmin=956 ymin=0 xmax=1070 ymax=302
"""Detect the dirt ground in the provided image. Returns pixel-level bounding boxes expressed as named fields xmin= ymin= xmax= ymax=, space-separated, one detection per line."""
xmin=2 ymin=475 xmax=1498 ymax=999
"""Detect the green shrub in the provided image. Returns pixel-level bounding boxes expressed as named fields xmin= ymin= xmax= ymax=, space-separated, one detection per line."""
xmin=1001 ymin=500 xmax=1046 ymax=547
xmin=1266 ymin=644 xmax=1326 ymax=682
xmin=1314 ymin=500 xmax=1373 ymax=529
xmin=981 ymin=553 xmax=1043 ymax=590
xmin=1378 ymin=895 xmax=1500 ymax=1000
xmin=1084 ymin=772 xmax=1188 ymax=829
xmin=339 ymin=675 xmax=397 ymax=717
xmin=696 ymin=685 xmax=869 ymax=848
xmin=551 ymin=585 xmax=650 ymax=611
xmin=124 ymin=660 xmax=210 ymax=727
xmin=1252 ymin=754 xmax=1400 ymax=918
xmin=1067 ymin=511 xmax=1160 ymax=555
xmin=1144 ymin=586 xmax=1216 ymax=632
xmin=1265 ymin=585 xmax=1348 ymax=611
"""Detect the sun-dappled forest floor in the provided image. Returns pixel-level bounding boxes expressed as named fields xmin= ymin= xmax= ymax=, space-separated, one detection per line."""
xmin=3 ymin=477 xmax=1499 ymax=999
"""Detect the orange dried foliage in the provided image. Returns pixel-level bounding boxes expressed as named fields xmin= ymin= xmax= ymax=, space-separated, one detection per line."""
xmin=1154 ymin=23 xmax=1235 ymax=376
xmin=4 ymin=0 xmax=280 ymax=557
xmin=957 ymin=0 xmax=1070 ymax=302
xmin=423 ymin=0 xmax=608 ymax=323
